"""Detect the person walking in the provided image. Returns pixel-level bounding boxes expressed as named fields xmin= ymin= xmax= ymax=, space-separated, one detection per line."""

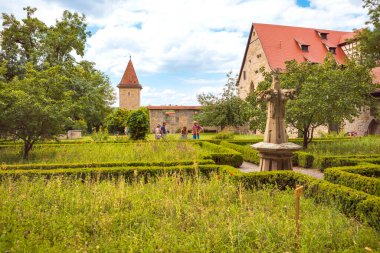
xmin=192 ymin=121 xmax=202 ymax=140
xmin=180 ymin=126 xmax=188 ymax=139
xmin=155 ymin=124 xmax=161 ymax=140
xmin=160 ymin=122 xmax=167 ymax=138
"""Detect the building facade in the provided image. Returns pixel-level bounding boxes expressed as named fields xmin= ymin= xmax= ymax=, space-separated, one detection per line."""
xmin=117 ymin=59 xmax=142 ymax=110
xmin=238 ymin=23 xmax=380 ymax=136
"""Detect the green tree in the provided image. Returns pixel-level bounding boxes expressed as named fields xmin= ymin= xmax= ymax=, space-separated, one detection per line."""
xmin=356 ymin=0 xmax=380 ymax=67
xmin=127 ymin=108 xmax=149 ymax=140
xmin=197 ymin=72 xmax=250 ymax=130
xmin=0 ymin=64 xmax=71 ymax=159
xmin=0 ymin=7 xmax=115 ymax=158
xmin=105 ymin=108 xmax=131 ymax=134
xmin=266 ymin=56 xmax=375 ymax=149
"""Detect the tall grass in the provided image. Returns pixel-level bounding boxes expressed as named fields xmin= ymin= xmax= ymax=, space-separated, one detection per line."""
xmin=0 ymin=175 xmax=378 ymax=252
xmin=0 ymin=142 xmax=205 ymax=164
xmin=307 ymin=136 xmax=380 ymax=155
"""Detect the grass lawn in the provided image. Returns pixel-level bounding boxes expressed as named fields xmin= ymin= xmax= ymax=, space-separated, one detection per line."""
xmin=306 ymin=136 xmax=380 ymax=155
xmin=0 ymin=141 xmax=206 ymax=164
xmin=1 ymin=175 xmax=378 ymax=252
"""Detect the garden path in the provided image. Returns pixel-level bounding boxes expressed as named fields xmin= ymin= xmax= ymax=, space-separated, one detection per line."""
xmin=239 ymin=161 xmax=324 ymax=179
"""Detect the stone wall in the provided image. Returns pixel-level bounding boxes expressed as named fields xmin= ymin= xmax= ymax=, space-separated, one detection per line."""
xmin=343 ymin=100 xmax=380 ymax=136
xmin=119 ymin=88 xmax=141 ymax=110
xmin=148 ymin=109 xmax=218 ymax=133
xmin=238 ymin=27 xmax=271 ymax=99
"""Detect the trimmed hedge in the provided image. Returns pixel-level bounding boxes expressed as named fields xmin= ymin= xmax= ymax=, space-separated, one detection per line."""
xmin=197 ymin=141 xmax=243 ymax=168
xmin=0 ymin=159 xmax=215 ymax=171
xmin=324 ymin=165 xmax=380 ymax=196
xmin=219 ymin=141 xmax=260 ymax=164
xmin=292 ymin=152 xmax=380 ymax=170
xmin=0 ymin=162 xmax=379 ymax=230
xmin=0 ymin=164 xmax=225 ymax=181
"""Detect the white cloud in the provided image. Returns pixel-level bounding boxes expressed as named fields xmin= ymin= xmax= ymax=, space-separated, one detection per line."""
xmin=0 ymin=0 xmax=370 ymax=106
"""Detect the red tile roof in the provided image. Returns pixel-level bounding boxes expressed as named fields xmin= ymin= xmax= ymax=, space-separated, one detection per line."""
xmin=253 ymin=23 xmax=353 ymax=70
xmin=146 ymin=106 xmax=202 ymax=110
xmin=117 ymin=59 xmax=142 ymax=89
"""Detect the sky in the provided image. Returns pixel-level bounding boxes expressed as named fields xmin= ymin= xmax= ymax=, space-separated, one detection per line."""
xmin=0 ymin=0 xmax=369 ymax=107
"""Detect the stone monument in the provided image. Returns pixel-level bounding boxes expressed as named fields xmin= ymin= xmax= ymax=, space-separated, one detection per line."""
xmin=251 ymin=75 xmax=301 ymax=171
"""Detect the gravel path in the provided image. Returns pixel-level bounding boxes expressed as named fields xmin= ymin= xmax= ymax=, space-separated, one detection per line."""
xmin=239 ymin=161 xmax=324 ymax=179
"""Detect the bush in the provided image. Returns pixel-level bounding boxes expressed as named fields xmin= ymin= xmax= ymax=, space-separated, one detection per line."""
xmin=91 ymin=126 xmax=109 ymax=141
xmin=197 ymin=141 xmax=243 ymax=167
xmin=127 ymin=108 xmax=149 ymax=140
xmin=296 ymin=152 xmax=315 ymax=168
xmin=220 ymin=141 xmax=260 ymax=164
xmin=212 ymin=131 xmax=235 ymax=140
xmin=104 ymin=108 xmax=130 ymax=134
xmin=0 ymin=159 xmax=216 ymax=171
xmin=324 ymin=165 xmax=380 ymax=196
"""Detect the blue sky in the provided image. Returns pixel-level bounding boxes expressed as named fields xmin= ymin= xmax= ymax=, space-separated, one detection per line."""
xmin=0 ymin=0 xmax=368 ymax=106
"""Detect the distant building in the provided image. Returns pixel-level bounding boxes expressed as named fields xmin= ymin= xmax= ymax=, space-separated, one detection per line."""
xmin=117 ymin=60 xmax=217 ymax=133
xmin=117 ymin=58 xmax=142 ymax=110
xmin=238 ymin=23 xmax=380 ymax=136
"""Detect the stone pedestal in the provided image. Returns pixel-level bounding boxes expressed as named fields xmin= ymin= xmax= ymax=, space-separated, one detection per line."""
xmin=67 ymin=130 xmax=82 ymax=139
xmin=251 ymin=142 xmax=301 ymax=171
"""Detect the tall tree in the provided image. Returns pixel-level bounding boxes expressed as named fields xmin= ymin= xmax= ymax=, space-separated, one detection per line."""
xmin=0 ymin=64 xmax=71 ymax=159
xmin=356 ymin=0 xmax=380 ymax=67
xmin=265 ymin=56 xmax=375 ymax=148
xmin=196 ymin=72 xmax=250 ymax=130
xmin=0 ymin=7 xmax=114 ymax=158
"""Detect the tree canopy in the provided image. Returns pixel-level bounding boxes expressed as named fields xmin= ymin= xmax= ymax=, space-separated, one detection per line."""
xmin=356 ymin=0 xmax=380 ymax=67
xmin=196 ymin=72 xmax=251 ymax=130
xmin=0 ymin=7 xmax=114 ymax=158
xmin=258 ymin=56 xmax=376 ymax=148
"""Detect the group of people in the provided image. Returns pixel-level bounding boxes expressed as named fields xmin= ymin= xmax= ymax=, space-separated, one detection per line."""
xmin=155 ymin=121 xmax=202 ymax=140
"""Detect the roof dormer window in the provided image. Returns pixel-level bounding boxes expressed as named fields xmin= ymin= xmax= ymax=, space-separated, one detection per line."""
xmin=294 ymin=38 xmax=310 ymax=52
xmin=301 ymin=45 xmax=309 ymax=52
xmin=316 ymin=30 xmax=329 ymax=40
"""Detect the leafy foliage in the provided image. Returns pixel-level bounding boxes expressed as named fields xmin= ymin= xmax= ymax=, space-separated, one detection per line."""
xmin=196 ymin=72 xmax=251 ymax=130
xmin=127 ymin=108 xmax=149 ymax=140
xmin=356 ymin=0 xmax=380 ymax=67
xmin=104 ymin=108 xmax=130 ymax=134
xmin=258 ymin=56 xmax=376 ymax=148
xmin=0 ymin=64 xmax=71 ymax=159
xmin=0 ymin=7 xmax=114 ymax=158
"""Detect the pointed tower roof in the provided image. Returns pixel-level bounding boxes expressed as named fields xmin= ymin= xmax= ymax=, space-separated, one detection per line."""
xmin=117 ymin=58 xmax=142 ymax=89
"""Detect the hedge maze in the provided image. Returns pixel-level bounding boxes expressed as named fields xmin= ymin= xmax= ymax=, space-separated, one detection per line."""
xmin=0 ymin=137 xmax=379 ymax=231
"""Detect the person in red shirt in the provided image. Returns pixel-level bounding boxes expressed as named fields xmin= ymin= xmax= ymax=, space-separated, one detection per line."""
xmin=192 ymin=121 xmax=202 ymax=140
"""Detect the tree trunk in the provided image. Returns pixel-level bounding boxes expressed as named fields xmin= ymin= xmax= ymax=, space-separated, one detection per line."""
xmin=23 ymin=140 xmax=33 ymax=160
xmin=302 ymin=129 xmax=309 ymax=149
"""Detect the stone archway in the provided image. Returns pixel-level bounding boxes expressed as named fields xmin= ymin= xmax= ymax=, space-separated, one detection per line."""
xmin=368 ymin=119 xmax=380 ymax=135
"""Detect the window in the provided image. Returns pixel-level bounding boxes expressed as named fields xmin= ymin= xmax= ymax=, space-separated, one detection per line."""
xmin=128 ymin=91 xmax=131 ymax=96
xmin=243 ymin=71 xmax=246 ymax=80
xmin=329 ymin=47 xmax=336 ymax=54
xmin=257 ymin=54 xmax=262 ymax=58
xmin=301 ymin=45 xmax=309 ymax=52
xmin=320 ymin=33 xmax=328 ymax=39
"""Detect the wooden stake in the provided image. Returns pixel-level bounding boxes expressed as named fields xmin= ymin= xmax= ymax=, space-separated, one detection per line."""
xmin=295 ymin=185 xmax=304 ymax=237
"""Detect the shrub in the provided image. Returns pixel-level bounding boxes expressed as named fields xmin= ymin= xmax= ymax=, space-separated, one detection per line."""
xmin=127 ymin=108 xmax=149 ymax=140
xmin=197 ymin=141 xmax=243 ymax=167
xmin=295 ymin=151 xmax=314 ymax=168
xmin=324 ymin=165 xmax=380 ymax=196
xmin=220 ymin=141 xmax=260 ymax=164
xmin=91 ymin=126 xmax=109 ymax=141
xmin=212 ymin=131 xmax=235 ymax=140
xmin=104 ymin=108 xmax=130 ymax=134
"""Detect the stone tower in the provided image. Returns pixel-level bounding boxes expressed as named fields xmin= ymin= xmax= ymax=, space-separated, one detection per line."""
xmin=117 ymin=58 xmax=142 ymax=110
